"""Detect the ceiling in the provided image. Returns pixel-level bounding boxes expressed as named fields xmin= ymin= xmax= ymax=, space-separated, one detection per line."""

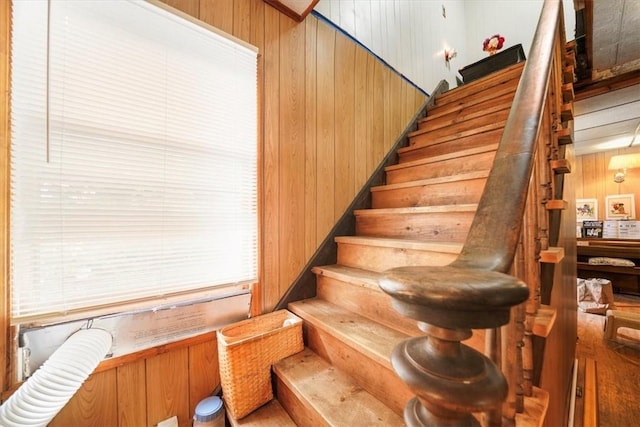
xmin=572 ymin=0 xmax=640 ymax=156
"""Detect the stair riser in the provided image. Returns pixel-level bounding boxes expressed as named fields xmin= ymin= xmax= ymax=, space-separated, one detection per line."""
xmin=355 ymin=211 xmax=473 ymax=242
xmin=434 ymin=62 xmax=523 ymax=105
xmin=398 ymin=128 xmax=503 ymax=163
xmin=316 ymin=275 xmax=422 ymax=336
xmin=275 ymin=376 xmax=329 ymax=427
xmin=304 ymin=322 xmax=413 ymax=416
xmin=424 ymin=78 xmax=519 ymax=123
xmin=336 ymin=241 xmax=457 ymax=272
xmin=371 ymin=178 xmax=486 ymax=209
xmin=409 ymin=109 xmax=509 ymax=147
xmin=418 ymin=92 xmax=515 ymax=131
xmin=386 ymin=150 xmax=496 ymax=184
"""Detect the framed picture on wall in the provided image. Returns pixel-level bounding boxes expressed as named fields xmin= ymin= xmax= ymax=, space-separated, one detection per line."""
xmin=605 ymin=194 xmax=636 ymax=220
xmin=576 ymin=198 xmax=598 ymax=222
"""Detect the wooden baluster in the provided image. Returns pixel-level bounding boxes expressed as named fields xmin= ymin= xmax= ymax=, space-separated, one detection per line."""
xmin=522 ymin=170 xmax=541 ymax=397
xmin=486 ymin=327 xmax=503 ymax=427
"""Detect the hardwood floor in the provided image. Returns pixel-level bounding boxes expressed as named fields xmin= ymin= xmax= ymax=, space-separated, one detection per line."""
xmin=575 ymin=293 xmax=640 ymax=426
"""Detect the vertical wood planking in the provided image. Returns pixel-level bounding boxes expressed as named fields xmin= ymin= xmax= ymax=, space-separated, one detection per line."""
xmin=365 ymin=54 xmax=376 ymax=176
xmin=146 ymin=348 xmax=190 ymax=427
xmin=199 ymin=0 xmax=234 ymax=34
xmin=117 ymin=360 xmax=147 ymax=427
xmin=304 ymin=17 xmax=318 ymax=259
xmin=354 ymin=47 xmax=369 ymax=191
xmin=383 ymin=67 xmax=392 ymax=151
xmin=233 ymin=0 xmax=252 ymax=41
xmin=372 ymin=60 xmax=385 ymax=169
xmin=581 ymin=154 xmax=597 ymax=201
xmin=334 ymin=33 xmax=356 ymax=217
xmin=574 ymin=155 xmax=584 ymax=199
xmin=262 ymin=4 xmax=281 ymax=311
xmin=315 ymin=22 xmax=336 ymax=241
xmin=249 ymin=0 xmax=265 ymax=315
xmin=278 ymin=13 xmax=306 ymax=296
xmin=389 ymin=65 xmax=402 ymax=147
xmin=50 ymin=370 xmax=118 ymax=427
xmin=188 ymin=339 xmax=220 ymax=417
xmin=162 ymin=0 xmax=200 ymax=17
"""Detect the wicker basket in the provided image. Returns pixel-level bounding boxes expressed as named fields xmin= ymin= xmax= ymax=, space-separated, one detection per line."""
xmin=217 ymin=309 xmax=303 ymax=419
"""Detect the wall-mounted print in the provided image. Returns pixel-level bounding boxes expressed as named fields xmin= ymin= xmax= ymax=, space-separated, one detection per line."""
xmin=605 ymin=194 xmax=636 ymax=220
xmin=576 ymin=198 xmax=598 ymax=222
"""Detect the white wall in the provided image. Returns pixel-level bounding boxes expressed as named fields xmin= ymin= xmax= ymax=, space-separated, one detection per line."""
xmin=314 ymin=0 xmax=575 ymax=93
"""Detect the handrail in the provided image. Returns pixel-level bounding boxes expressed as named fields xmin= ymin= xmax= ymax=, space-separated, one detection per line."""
xmin=454 ymin=0 xmax=560 ymax=273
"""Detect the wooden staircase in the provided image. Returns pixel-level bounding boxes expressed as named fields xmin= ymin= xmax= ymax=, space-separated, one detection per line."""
xmin=230 ymin=61 xmax=557 ymax=426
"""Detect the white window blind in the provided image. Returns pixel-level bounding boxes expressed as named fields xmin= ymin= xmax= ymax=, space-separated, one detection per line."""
xmin=10 ymin=0 xmax=258 ymax=322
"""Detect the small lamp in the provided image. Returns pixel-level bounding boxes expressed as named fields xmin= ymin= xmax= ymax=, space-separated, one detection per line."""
xmin=608 ymin=153 xmax=640 ymax=183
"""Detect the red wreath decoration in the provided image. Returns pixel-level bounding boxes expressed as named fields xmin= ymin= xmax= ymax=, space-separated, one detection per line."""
xmin=483 ymin=34 xmax=505 ymax=54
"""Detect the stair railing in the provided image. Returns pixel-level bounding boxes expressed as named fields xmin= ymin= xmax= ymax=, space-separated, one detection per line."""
xmin=379 ymin=1 xmax=565 ymax=425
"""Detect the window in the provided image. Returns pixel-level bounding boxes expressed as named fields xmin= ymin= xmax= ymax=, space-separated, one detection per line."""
xmin=10 ymin=0 xmax=258 ymax=323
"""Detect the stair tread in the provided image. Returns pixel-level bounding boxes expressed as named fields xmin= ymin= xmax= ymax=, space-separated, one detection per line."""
xmin=274 ymin=348 xmax=404 ymax=426
xmin=371 ymin=170 xmax=489 ymax=192
xmin=288 ymin=299 xmax=408 ymax=367
xmin=354 ymin=203 xmax=477 ymax=216
xmin=435 ymin=61 xmax=524 ymax=104
xmin=386 ymin=143 xmax=499 ymax=172
xmin=228 ymin=400 xmax=296 ymax=427
xmin=335 ymin=236 xmax=464 ymax=253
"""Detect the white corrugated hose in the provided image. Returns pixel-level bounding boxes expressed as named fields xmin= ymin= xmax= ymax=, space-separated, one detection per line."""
xmin=0 ymin=328 xmax=112 ymax=427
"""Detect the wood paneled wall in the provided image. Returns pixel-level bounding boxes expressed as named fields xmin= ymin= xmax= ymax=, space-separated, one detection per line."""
xmin=1 ymin=1 xmax=425 ymax=425
xmin=49 ymin=337 xmax=218 ymax=427
xmin=574 ymin=145 xmax=640 ymax=221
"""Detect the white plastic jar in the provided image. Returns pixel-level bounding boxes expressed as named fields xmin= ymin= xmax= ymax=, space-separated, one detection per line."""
xmin=193 ymin=396 xmax=225 ymax=427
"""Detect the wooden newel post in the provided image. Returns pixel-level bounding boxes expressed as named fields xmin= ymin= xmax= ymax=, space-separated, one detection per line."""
xmin=380 ymin=265 xmax=529 ymax=426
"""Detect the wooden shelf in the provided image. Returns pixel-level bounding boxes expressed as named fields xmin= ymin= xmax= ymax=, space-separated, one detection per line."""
xmin=577 ymin=262 xmax=640 ymax=276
